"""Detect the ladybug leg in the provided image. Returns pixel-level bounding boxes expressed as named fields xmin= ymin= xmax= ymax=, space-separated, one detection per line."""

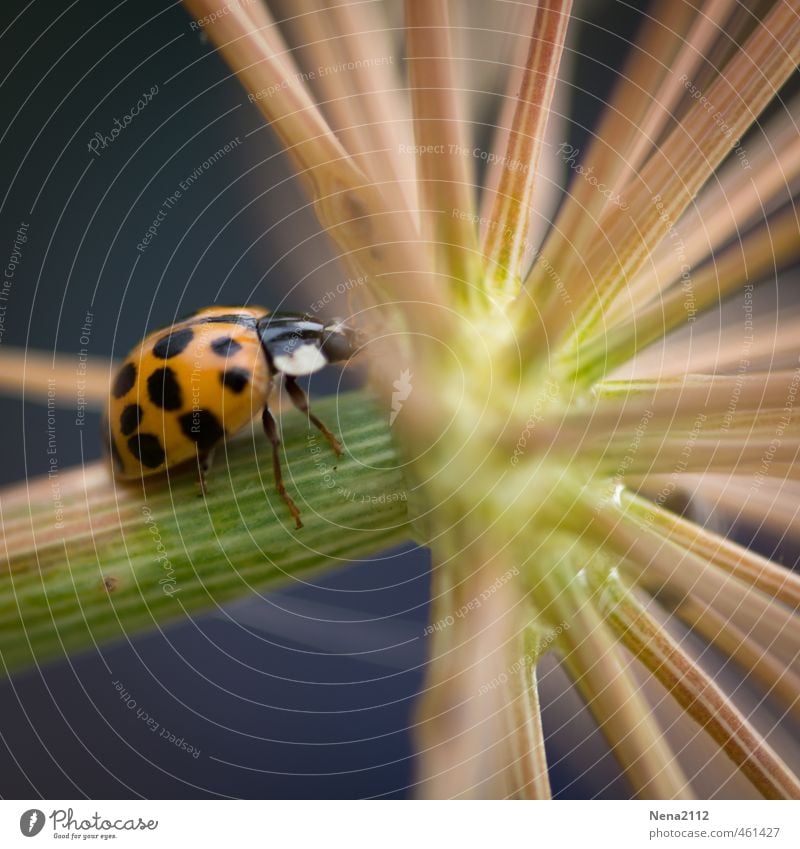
xmin=283 ymin=375 xmax=342 ymax=457
xmin=262 ymin=405 xmax=303 ymax=529
xmin=197 ymin=447 xmax=216 ymax=497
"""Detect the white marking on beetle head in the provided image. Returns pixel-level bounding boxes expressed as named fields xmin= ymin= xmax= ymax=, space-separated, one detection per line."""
xmin=324 ymin=320 xmax=346 ymax=335
xmin=273 ymin=343 xmax=328 ymax=376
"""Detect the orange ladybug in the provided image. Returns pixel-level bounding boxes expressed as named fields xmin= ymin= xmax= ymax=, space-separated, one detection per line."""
xmin=103 ymin=306 xmax=360 ymax=527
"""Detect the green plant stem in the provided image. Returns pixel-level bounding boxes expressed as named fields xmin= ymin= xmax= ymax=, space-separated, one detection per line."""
xmin=0 ymin=391 xmax=411 ymax=677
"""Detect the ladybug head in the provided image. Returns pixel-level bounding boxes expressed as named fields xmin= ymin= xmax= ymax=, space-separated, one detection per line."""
xmin=257 ymin=313 xmax=365 ymax=376
xmin=320 ymin=318 xmax=364 ymax=364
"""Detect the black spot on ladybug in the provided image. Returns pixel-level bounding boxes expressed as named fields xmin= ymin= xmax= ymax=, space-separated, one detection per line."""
xmin=179 ymin=409 xmax=225 ymax=452
xmin=128 ymin=433 xmax=166 ymax=468
xmin=153 ymin=327 xmax=194 ymax=359
xmin=119 ymin=403 xmax=143 ymax=436
xmin=147 ymin=367 xmax=182 ymax=410
xmin=211 ymin=336 xmax=242 ymax=357
xmin=112 ymin=362 xmax=136 ymax=398
xmin=220 ymin=367 xmax=250 ymax=393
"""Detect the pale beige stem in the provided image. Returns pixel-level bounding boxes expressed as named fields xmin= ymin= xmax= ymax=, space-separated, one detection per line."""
xmin=651 ymin=474 xmax=800 ymax=540
xmin=619 ymin=489 xmax=800 ymax=611
xmin=522 ymin=1 xmax=697 ymax=308
xmin=576 ymin=204 xmax=799 ymax=382
xmin=413 ymin=545 xmax=526 ymax=799
xmin=515 ymin=656 xmax=552 ymax=798
xmin=445 ymin=0 xmax=569 ymax=264
xmin=612 ymin=0 xmax=738 ymax=200
xmin=541 ymin=572 xmax=694 ymax=799
xmin=595 ymin=370 xmax=800 ymax=417
xmin=275 ymin=0 xmax=418 ymax=216
xmin=616 ymin=102 xmax=800 ymax=320
xmin=0 ymin=347 xmax=112 ymax=409
xmin=531 ymin=0 xmax=800 ymax=348
xmin=405 ymin=0 xmax=481 ymax=299
xmin=478 ymin=2 xmax=538 ymax=232
xmin=669 ymin=593 xmax=800 ymax=724
xmin=481 ymin=0 xmax=572 ymax=301
xmin=537 ymin=369 xmax=800 ymax=457
xmin=595 ymin=577 xmax=800 ymax=799
xmin=613 ymin=306 xmax=800 ymax=380
xmin=588 ymin=505 xmax=800 ymax=668
xmin=182 ymin=0 xmax=440 ymax=325
xmin=500 ymin=627 xmax=552 ymax=798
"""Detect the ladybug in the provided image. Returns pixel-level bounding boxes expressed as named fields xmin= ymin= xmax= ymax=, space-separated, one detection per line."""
xmin=103 ymin=306 xmax=361 ymax=528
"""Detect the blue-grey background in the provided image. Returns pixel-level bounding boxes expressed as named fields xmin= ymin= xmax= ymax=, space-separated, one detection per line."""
xmin=0 ymin=0 xmax=681 ymax=799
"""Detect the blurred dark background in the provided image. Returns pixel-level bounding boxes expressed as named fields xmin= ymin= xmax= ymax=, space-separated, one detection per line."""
xmin=0 ymin=0 xmax=679 ymax=799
